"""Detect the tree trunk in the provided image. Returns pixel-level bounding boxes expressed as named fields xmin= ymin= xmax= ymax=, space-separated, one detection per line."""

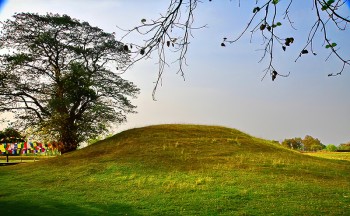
xmin=59 ymin=121 xmax=79 ymax=154
xmin=59 ymin=134 xmax=79 ymax=154
xmin=60 ymin=141 xmax=78 ymax=154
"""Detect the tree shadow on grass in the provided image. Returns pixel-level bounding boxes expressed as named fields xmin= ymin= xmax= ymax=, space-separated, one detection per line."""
xmin=0 ymin=199 xmax=141 ymax=216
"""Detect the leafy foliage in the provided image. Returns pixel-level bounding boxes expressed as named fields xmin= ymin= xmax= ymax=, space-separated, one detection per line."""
xmin=302 ymin=135 xmax=324 ymax=151
xmin=281 ymin=137 xmax=302 ymax=150
xmin=338 ymin=142 xmax=350 ymax=151
xmin=326 ymin=144 xmax=337 ymax=152
xmin=282 ymin=135 xmax=325 ymax=152
xmin=0 ymin=13 xmax=139 ymax=153
xmin=0 ymin=128 xmax=24 ymax=143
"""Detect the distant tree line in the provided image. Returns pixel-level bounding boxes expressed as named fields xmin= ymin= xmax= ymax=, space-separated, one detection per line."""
xmin=0 ymin=128 xmax=24 ymax=143
xmin=281 ymin=135 xmax=350 ymax=152
xmin=337 ymin=142 xmax=350 ymax=151
xmin=281 ymin=135 xmax=325 ymax=152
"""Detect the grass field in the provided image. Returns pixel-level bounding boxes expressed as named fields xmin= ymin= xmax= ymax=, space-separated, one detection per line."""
xmin=0 ymin=155 xmax=55 ymax=163
xmin=304 ymin=152 xmax=350 ymax=162
xmin=0 ymin=124 xmax=349 ymax=215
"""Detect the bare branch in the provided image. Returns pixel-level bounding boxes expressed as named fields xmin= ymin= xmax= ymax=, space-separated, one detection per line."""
xmin=117 ymin=0 xmax=206 ymax=100
xmin=120 ymin=0 xmax=350 ymax=89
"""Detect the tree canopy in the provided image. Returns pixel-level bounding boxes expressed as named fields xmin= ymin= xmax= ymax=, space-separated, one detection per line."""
xmin=338 ymin=142 xmax=350 ymax=150
xmin=326 ymin=144 xmax=337 ymax=152
xmin=0 ymin=13 xmax=140 ymax=153
xmin=281 ymin=135 xmax=325 ymax=151
xmin=118 ymin=0 xmax=350 ymax=98
xmin=281 ymin=137 xmax=302 ymax=150
xmin=0 ymin=127 xmax=24 ymax=143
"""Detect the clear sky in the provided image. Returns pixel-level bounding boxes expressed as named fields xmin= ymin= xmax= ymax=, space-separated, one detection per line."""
xmin=0 ymin=0 xmax=349 ymax=145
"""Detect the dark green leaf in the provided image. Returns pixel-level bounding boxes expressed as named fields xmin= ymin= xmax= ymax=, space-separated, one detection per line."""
xmin=260 ymin=24 xmax=266 ymax=31
xmin=272 ymin=71 xmax=278 ymax=81
xmin=123 ymin=45 xmax=129 ymax=51
xmin=301 ymin=49 xmax=308 ymax=54
xmin=253 ymin=7 xmax=260 ymax=13
xmin=327 ymin=0 xmax=335 ymax=5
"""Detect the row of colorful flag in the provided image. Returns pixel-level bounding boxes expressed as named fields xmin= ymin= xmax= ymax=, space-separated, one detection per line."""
xmin=0 ymin=142 xmax=59 ymax=155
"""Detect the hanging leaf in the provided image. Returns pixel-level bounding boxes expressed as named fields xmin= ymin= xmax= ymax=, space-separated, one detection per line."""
xmin=166 ymin=41 xmax=170 ymax=47
xmin=123 ymin=45 xmax=129 ymax=51
xmin=272 ymin=71 xmax=278 ymax=81
xmin=221 ymin=43 xmax=226 ymax=47
xmin=141 ymin=18 xmax=146 ymax=23
xmin=140 ymin=49 xmax=145 ymax=55
xmin=285 ymin=37 xmax=294 ymax=46
xmin=301 ymin=49 xmax=308 ymax=54
xmin=282 ymin=46 xmax=286 ymax=51
xmin=260 ymin=24 xmax=266 ymax=31
xmin=272 ymin=0 xmax=279 ymax=5
xmin=253 ymin=7 xmax=260 ymax=13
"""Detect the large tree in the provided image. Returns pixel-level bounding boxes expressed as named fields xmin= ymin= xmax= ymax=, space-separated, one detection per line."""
xmin=0 ymin=13 xmax=139 ymax=153
xmin=302 ymin=135 xmax=324 ymax=151
xmin=118 ymin=0 xmax=350 ymax=98
xmin=281 ymin=137 xmax=303 ymax=150
xmin=338 ymin=142 xmax=350 ymax=150
xmin=0 ymin=127 xmax=24 ymax=143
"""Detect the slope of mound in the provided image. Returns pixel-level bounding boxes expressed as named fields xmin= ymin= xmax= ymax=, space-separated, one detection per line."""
xmin=55 ymin=124 xmax=315 ymax=171
xmin=1 ymin=124 xmax=350 ymax=215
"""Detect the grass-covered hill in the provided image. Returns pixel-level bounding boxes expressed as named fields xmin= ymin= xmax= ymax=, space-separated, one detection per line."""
xmin=1 ymin=124 xmax=349 ymax=215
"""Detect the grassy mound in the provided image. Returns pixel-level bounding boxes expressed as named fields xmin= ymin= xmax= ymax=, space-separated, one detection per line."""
xmin=63 ymin=124 xmax=303 ymax=170
xmin=1 ymin=124 xmax=349 ymax=215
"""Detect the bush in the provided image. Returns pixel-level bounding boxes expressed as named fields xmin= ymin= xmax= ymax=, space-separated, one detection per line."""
xmin=338 ymin=143 xmax=350 ymax=151
xmin=326 ymin=144 xmax=337 ymax=152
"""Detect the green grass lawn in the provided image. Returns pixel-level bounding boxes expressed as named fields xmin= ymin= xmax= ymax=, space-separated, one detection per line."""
xmin=0 ymin=124 xmax=349 ymax=215
xmin=304 ymin=152 xmax=350 ymax=162
xmin=0 ymin=155 xmax=55 ymax=163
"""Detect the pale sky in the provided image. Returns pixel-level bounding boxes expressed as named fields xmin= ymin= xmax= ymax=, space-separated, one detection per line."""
xmin=0 ymin=0 xmax=349 ymax=145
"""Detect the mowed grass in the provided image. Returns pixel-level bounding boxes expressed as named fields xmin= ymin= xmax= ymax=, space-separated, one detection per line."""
xmin=0 ymin=155 xmax=55 ymax=163
xmin=304 ymin=152 xmax=350 ymax=162
xmin=0 ymin=124 xmax=349 ymax=215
